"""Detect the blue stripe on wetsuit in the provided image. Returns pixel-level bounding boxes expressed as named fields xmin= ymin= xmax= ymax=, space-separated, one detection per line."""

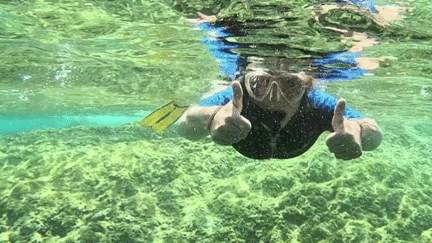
xmin=197 ymin=87 xmax=364 ymax=119
xmin=197 ymin=87 xmax=233 ymax=107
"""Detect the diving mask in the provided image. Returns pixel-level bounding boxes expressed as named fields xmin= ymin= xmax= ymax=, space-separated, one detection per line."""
xmin=244 ymin=71 xmax=306 ymax=103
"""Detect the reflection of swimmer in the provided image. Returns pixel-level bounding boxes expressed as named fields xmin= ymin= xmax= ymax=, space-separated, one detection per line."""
xmin=175 ymin=70 xmax=382 ymax=160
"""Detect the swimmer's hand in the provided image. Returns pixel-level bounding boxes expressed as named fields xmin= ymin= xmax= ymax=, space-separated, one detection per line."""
xmin=326 ymin=99 xmax=363 ymax=160
xmin=326 ymin=99 xmax=383 ymax=160
xmin=209 ymin=81 xmax=252 ymax=145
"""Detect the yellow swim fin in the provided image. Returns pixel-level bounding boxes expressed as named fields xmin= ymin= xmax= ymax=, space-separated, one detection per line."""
xmin=140 ymin=101 xmax=189 ymax=132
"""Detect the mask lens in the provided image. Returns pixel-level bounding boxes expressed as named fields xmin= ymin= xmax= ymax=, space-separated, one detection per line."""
xmin=277 ymin=77 xmax=304 ymax=101
xmin=245 ymin=72 xmax=307 ymax=102
xmin=247 ymin=76 xmax=271 ymax=99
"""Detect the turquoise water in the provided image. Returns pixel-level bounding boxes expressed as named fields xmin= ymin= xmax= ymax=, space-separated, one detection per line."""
xmin=0 ymin=109 xmax=149 ymax=136
xmin=1 ymin=0 xmax=432 ymax=242
xmin=0 ymin=0 xmax=222 ymax=136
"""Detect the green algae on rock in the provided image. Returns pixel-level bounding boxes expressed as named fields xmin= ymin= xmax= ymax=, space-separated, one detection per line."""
xmin=1 ymin=124 xmax=432 ymax=242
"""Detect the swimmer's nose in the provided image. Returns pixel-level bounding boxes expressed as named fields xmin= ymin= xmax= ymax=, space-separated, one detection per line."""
xmin=268 ymin=81 xmax=282 ymax=102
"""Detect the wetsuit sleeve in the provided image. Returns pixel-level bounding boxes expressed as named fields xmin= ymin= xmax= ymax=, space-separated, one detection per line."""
xmin=197 ymin=87 xmax=233 ymax=106
xmin=306 ymin=89 xmax=364 ymax=119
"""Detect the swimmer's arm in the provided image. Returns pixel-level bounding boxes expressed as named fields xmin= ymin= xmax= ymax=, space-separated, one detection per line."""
xmin=176 ymin=106 xmax=222 ymax=141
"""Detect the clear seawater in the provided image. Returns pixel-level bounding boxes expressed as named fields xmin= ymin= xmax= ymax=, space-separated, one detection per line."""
xmin=0 ymin=0 xmax=431 ymax=242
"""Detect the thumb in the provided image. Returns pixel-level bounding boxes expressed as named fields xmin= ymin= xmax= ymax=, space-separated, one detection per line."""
xmin=332 ymin=99 xmax=346 ymax=132
xmin=231 ymin=81 xmax=243 ymax=116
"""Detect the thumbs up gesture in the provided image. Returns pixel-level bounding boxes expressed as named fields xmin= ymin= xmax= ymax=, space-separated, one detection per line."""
xmin=209 ymin=81 xmax=252 ymax=145
xmin=326 ymin=99 xmax=363 ymax=160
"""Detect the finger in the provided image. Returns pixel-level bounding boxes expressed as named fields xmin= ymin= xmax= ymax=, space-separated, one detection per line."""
xmin=232 ymin=81 xmax=243 ymax=116
xmin=213 ymin=125 xmax=247 ymax=145
xmin=332 ymin=99 xmax=346 ymax=133
xmin=326 ymin=133 xmax=357 ymax=153
xmin=226 ymin=116 xmax=251 ymax=137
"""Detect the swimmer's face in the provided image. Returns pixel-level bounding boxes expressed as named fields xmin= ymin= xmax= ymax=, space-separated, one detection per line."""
xmin=244 ymin=71 xmax=308 ymax=112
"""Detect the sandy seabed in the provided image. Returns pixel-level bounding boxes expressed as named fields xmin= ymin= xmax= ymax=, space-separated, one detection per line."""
xmin=0 ymin=121 xmax=431 ymax=243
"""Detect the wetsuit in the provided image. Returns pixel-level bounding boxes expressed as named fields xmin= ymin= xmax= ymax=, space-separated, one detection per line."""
xmin=198 ymin=84 xmax=364 ymax=159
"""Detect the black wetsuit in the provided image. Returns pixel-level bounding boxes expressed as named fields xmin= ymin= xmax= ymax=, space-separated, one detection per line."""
xmin=232 ymin=85 xmax=334 ymax=159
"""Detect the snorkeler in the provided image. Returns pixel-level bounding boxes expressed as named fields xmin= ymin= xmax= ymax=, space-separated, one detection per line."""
xmin=175 ymin=70 xmax=382 ymax=160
